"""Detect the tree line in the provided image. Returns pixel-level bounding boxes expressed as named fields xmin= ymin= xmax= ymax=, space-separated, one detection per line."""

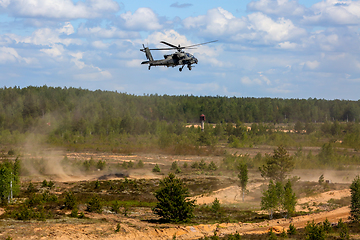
xmin=1 ymin=86 xmax=360 ymax=135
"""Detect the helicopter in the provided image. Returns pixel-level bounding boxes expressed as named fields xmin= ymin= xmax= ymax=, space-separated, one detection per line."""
xmin=140 ymin=40 xmax=217 ymax=72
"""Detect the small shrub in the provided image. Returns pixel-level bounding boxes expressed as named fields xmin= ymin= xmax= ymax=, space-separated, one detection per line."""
xmin=318 ymin=174 xmax=325 ymax=184
xmin=137 ymin=160 xmax=144 ymax=168
xmin=199 ymin=159 xmax=207 ymax=170
xmin=227 ymin=233 xmax=241 ymax=240
xmin=152 ymin=164 xmax=161 ymax=172
xmin=127 ymin=160 xmax=134 ymax=168
xmin=171 ymin=161 xmax=178 ymax=170
xmin=175 ymin=167 xmax=181 ymax=174
xmin=191 ymin=162 xmax=199 ymax=169
xmin=111 ymin=201 xmax=121 ymax=214
xmin=121 ymin=161 xmax=128 ymax=169
xmin=115 ymin=223 xmax=121 ymax=233
xmin=14 ymin=205 xmax=33 ymax=220
xmin=338 ymin=219 xmax=350 ymax=240
xmin=70 ymin=208 xmax=79 ymax=218
xmin=183 ymin=162 xmax=188 ymax=168
xmin=48 ymin=180 xmax=54 ymax=189
xmin=208 ymin=161 xmax=218 ymax=171
xmin=64 ymin=191 xmax=77 ymax=210
xmin=7 ymin=149 xmax=15 ymax=156
xmin=42 ymin=190 xmax=57 ymax=203
xmin=26 ymin=182 xmax=37 ymax=194
xmin=287 ymin=223 xmax=297 ymax=235
xmin=27 ymin=194 xmax=43 ymax=207
xmin=323 ymin=218 xmax=332 ymax=233
xmin=41 ymin=180 xmax=48 ymax=188
xmin=86 ymin=196 xmax=103 ymax=213
xmin=210 ymin=231 xmax=219 ymax=240
xmin=305 ymin=220 xmax=325 ymax=240
xmin=94 ymin=180 xmax=100 ymax=189
xmin=78 ymin=212 xmax=85 ymax=218
xmin=96 ymin=160 xmax=106 ymax=170
xmin=280 ymin=229 xmax=287 ymax=238
xmin=211 ymin=198 xmax=221 ymax=213
xmin=123 ymin=204 xmax=130 ymax=217
xmin=268 ymin=228 xmax=277 ymax=240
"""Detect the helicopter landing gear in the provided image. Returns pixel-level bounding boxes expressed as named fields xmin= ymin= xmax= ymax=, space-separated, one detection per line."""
xmin=188 ymin=65 xmax=192 ymax=71
xmin=148 ymin=66 xmax=151 ymax=70
xmin=179 ymin=65 xmax=185 ymax=72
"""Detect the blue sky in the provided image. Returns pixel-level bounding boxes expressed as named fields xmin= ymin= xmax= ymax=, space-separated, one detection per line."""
xmin=1 ymin=0 xmax=360 ymax=100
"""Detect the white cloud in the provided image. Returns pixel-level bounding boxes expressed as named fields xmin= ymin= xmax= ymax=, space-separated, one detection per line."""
xmin=305 ymin=60 xmax=320 ymax=69
xmin=183 ymin=8 xmax=306 ymax=44
xmin=0 ymin=46 xmax=21 ymax=63
xmin=70 ymin=52 xmax=86 ymax=69
xmin=145 ymin=30 xmax=191 ymax=46
xmin=70 ymin=51 xmax=112 ymax=80
xmin=59 ymin=22 xmax=75 ymax=35
xmin=9 ymin=22 xmax=81 ymax=46
xmin=247 ymin=0 xmax=307 ymax=17
xmin=40 ymin=44 xmax=65 ymax=58
xmin=0 ymin=46 xmax=34 ymax=64
xmin=303 ymin=31 xmax=339 ymax=51
xmin=1 ymin=0 xmax=120 ymax=19
xmin=126 ymin=59 xmax=143 ymax=68
xmin=278 ymin=41 xmax=298 ymax=49
xmin=91 ymin=41 xmax=109 ymax=49
xmin=78 ymin=26 xmax=139 ymax=39
xmin=241 ymin=75 xmax=271 ymax=85
xmin=303 ymin=0 xmax=360 ymax=25
xmin=197 ymin=55 xmax=224 ymax=67
xmin=0 ymin=0 xmax=10 ymax=8
xmin=247 ymin=12 xmax=306 ymax=43
xmin=183 ymin=7 xmax=247 ymax=36
xmin=120 ymin=8 xmax=162 ymax=31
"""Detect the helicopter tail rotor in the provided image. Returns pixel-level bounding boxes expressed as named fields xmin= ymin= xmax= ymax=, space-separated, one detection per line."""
xmin=140 ymin=45 xmax=154 ymax=62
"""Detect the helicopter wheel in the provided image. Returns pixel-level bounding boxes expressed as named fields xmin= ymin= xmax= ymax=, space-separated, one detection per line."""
xmin=148 ymin=66 xmax=151 ymax=70
xmin=188 ymin=66 xmax=192 ymax=71
xmin=179 ymin=68 xmax=182 ymax=72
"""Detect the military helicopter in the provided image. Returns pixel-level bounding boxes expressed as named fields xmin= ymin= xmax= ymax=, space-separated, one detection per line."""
xmin=140 ymin=40 xmax=217 ymax=72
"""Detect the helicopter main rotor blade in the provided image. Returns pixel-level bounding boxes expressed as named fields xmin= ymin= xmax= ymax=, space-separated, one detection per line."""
xmin=147 ymin=47 xmax=176 ymax=51
xmin=160 ymin=41 xmax=179 ymax=49
xmin=181 ymin=40 xmax=218 ymax=49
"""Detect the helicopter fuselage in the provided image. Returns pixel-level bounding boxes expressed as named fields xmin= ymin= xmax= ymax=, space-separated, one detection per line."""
xmin=140 ymin=40 xmax=217 ymax=71
xmin=141 ymin=49 xmax=198 ymax=71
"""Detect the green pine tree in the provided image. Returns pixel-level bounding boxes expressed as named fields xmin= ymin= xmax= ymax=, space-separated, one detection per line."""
xmin=282 ymin=180 xmax=297 ymax=218
xmin=153 ymin=173 xmax=195 ymax=223
xmin=237 ymin=162 xmax=248 ymax=202
xmin=261 ymin=180 xmax=279 ymax=219
xmin=350 ymin=175 xmax=360 ymax=221
xmin=259 ymin=146 xmax=294 ymax=182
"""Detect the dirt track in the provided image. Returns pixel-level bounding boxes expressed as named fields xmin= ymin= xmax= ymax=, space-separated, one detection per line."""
xmin=0 ymin=206 xmax=350 ymax=240
xmin=0 ymin=188 xmax=353 ymax=240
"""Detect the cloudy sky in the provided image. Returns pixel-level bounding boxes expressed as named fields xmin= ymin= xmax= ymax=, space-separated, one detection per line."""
xmin=0 ymin=0 xmax=360 ymax=100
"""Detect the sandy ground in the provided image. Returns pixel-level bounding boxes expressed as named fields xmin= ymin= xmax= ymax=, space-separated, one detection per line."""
xmin=2 ymin=150 xmax=357 ymax=239
xmin=0 ymin=205 xmax=351 ymax=240
xmin=0 ymin=186 xmax=353 ymax=240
